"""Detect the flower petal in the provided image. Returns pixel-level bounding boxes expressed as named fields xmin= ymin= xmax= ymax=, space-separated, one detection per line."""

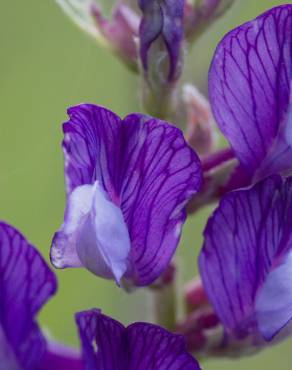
xmin=51 ymin=184 xmax=94 ymax=268
xmin=76 ymin=310 xmax=200 ymax=370
xmin=126 ymin=323 xmax=201 ymax=370
xmin=51 ymin=182 xmax=131 ymax=283
xmin=62 ymin=104 xmax=121 ymax=197
xmin=0 ymin=222 xmax=57 ymax=370
xmin=76 ymin=182 xmax=131 ymax=283
xmin=76 ymin=309 xmax=126 ymax=370
xmin=39 ymin=342 xmax=82 ymax=370
xmin=209 ymin=5 xmax=292 ymax=179
xmin=0 ymin=326 xmax=20 ymax=370
xmin=54 ymin=104 xmax=201 ymax=286
xmin=120 ymin=114 xmax=202 ymax=285
xmin=255 ymin=250 xmax=292 ymax=340
xmin=199 ymin=175 xmax=292 ymax=340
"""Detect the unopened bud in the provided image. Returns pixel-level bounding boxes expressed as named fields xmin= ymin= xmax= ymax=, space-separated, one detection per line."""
xmin=183 ymin=84 xmax=216 ymax=156
xmin=184 ymin=277 xmax=209 ymax=313
xmin=187 ymin=148 xmax=241 ymax=213
xmin=56 ymin=1 xmax=140 ymax=68
xmin=91 ymin=1 xmax=140 ymax=68
xmin=138 ymin=0 xmax=185 ymax=118
xmin=139 ymin=0 xmax=184 ymax=83
xmin=177 ymin=305 xmax=222 ymax=353
xmin=177 ymin=303 xmax=262 ymax=357
xmin=56 ymin=0 xmax=104 ymax=41
xmin=184 ymin=0 xmax=235 ymax=41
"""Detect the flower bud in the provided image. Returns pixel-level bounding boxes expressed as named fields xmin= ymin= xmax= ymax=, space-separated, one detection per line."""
xmin=184 ymin=0 xmax=235 ymax=40
xmin=91 ymin=1 xmax=140 ymax=68
xmin=186 ymin=148 xmax=249 ymax=213
xmin=177 ymin=308 xmax=263 ymax=357
xmin=177 ymin=305 xmax=222 ymax=353
xmin=139 ymin=0 xmax=184 ymax=83
xmin=184 ymin=277 xmax=209 ymax=313
xmin=183 ymin=84 xmax=216 ymax=156
xmin=56 ymin=1 xmax=140 ymax=68
xmin=138 ymin=0 xmax=185 ymax=117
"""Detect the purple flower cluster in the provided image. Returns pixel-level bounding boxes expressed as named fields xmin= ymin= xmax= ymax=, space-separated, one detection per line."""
xmin=1 ymin=1 xmax=292 ymax=368
xmin=197 ymin=4 xmax=292 ymax=352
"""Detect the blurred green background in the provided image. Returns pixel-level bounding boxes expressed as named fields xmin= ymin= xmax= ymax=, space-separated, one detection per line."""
xmin=0 ymin=1 xmax=291 ymax=369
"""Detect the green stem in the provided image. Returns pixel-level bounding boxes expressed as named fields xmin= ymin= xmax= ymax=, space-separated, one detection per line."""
xmin=152 ymin=280 xmax=177 ymax=331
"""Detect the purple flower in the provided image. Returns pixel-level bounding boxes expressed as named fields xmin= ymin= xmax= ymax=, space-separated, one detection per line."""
xmin=76 ymin=309 xmax=201 ymax=369
xmin=51 ymin=104 xmax=201 ymax=287
xmin=209 ymin=5 xmax=292 ymax=185
xmin=138 ymin=0 xmax=185 ymax=83
xmin=199 ymin=175 xmax=292 ymax=345
xmin=0 ymin=221 xmax=82 ymax=370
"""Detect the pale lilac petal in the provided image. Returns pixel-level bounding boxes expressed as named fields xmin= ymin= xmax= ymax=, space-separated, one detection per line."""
xmin=53 ymin=104 xmax=202 ymax=286
xmin=199 ymin=175 xmax=292 ymax=340
xmin=0 ymin=222 xmax=57 ymax=370
xmin=51 ymin=184 xmax=94 ymax=268
xmin=209 ymin=5 xmax=292 ymax=179
xmin=255 ymin=250 xmax=292 ymax=340
xmin=51 ymin=182 xmax=131 ymax=283
xmin=75 ymin=182 xmax=131 ymax=283
xmin=76 ymin=310 xmax=200 ymax=370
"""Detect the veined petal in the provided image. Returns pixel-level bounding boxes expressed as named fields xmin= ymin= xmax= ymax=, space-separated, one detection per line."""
xmin=209 ymin=5 xmax=292 ymax=179
xmin=126 ymin=323 xmax=201 ymax=370
xmin=76 ymin=310 xmax=201 ymax=370
xmin=53 ymin=104 xmax=202 ymax=286
xmin=62 ymin=105 xmax=121 ymax=197
xmin=199 ymin=175 xmax=292 ymax=341
xmin=120 ymin=114 xmax=202 ymax=285
xmin=76 ymin=309 xmax=126 ymax=370
xmin=0 ymin=222 xmax=57 ymax=370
